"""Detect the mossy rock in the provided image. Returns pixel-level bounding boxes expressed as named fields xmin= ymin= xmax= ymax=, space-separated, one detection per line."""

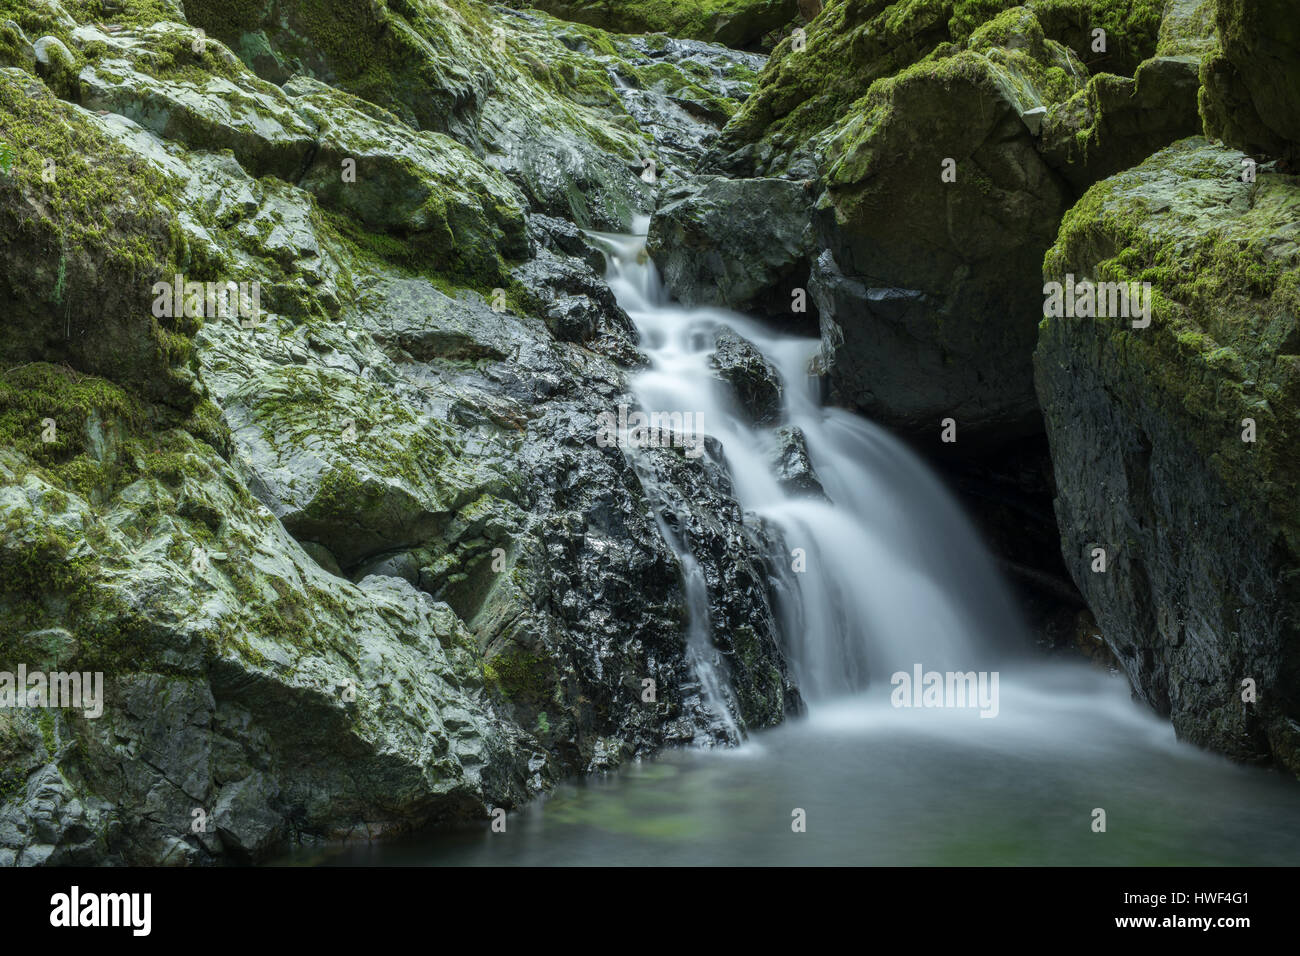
xmin=0 ymin=69 xmax=195 ymax=409
xmin=1034 ymin=137 xmax=1300 ymax=773
xmin=714 ymin=0 xmax=1165 ymax=175
xmin=520 ymin=0 xmax=800 ymax=49
xmin=1200 ymin=0 xmax=1300 ymax=164
xmin=285 ymin=76 xmax=528 ymax=285
xmin=809 ymin=28 xmax=1081 ymax=440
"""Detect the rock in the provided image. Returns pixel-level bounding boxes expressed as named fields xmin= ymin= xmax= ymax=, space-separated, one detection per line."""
xmin=523 ymin=0 xmax=799 ymax=49
xmin=1156 ymin=0 xmax=1218 ymax=58
xmin=1034 ymin=138 xmax=1300 ymax=773
xmin=511 ymin=248 xmax=635 ymax=342
xmin=1041 ymin=53 xmax=1206 ymax=192
xmin=528 ymin=213 xmax=606 ymax=274
xmin=1201 ymin=0 xmax=1300 ymax=163
xmin=74 ymin=22 xmax=318 ymax=181
xmin=605 ymin=35 xmax=766 ymax=175
xmin=0 ymin=71 xmax=195 ymax=409
xmin=809 ymin=13 xmax=1083 ymax=441
xmin=187 ymin=0 xmax=655 ymax=230
xmin=712 ymin=0 xmax=1165 ymax=178
xmin=0 ymin=0 xmax=802 ymax=866
xmin=0 ymin=21 xmax=37 ymax=72
xmin=31 ymin=35 xmax=70 ymax=67
xmin=710 ymin=328 xmax=783 ymax=425
xmin=285 ymin=75 xmax=529 ymax=283
xmin=647 ymin=174 xmax=815 ymax=317
xmin=769 ymin=425 xmax=825 ymax=498
xmin=0 ymin=439 xmax=538 ymax=865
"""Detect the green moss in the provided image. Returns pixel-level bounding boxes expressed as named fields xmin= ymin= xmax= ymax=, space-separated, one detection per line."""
xmin=36 ymin=711 xmax=56 ymax=758
xmin=525 ymin=0 xmax=797 ymax=46
xmin=1042 ymin=140 xmax=1300 ymax=550
xmin=723 ymin=0 xmax=1161 ymax=169
xmin=482 ymin=649 xmax=554 ymax=705
xmin=0 ymin=74 xmax=180 ymax=287
xmin=0 ymin=364 xmax=137 ymax=476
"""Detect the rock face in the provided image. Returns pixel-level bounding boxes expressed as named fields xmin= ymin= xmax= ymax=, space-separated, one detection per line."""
xmin=808 ymin=9 xmax=1084 ymax=441
xmin=1201 ymin=0 xmax=1300 ymax=163
xmin=1034 ymin=138 xmax=1300 ymax=772
xmin=0 ymin=0 xmax=799 ymax=864
xmin=0 ymin=71 xmax=195 ymax=409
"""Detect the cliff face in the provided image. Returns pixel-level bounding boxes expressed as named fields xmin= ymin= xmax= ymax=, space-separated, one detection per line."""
xmin=0 ymin=1 xmax=797 ymax=864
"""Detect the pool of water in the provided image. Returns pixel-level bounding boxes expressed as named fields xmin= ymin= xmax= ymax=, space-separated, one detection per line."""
xmin=300 ymin=663 xmax=1300 ymax=866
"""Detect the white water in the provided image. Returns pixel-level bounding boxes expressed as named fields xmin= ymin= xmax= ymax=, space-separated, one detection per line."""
xmin=589 ymin=219 xmax=1026 ymax=715
xmin=310 ymin=223 xmax=1300 ymax=866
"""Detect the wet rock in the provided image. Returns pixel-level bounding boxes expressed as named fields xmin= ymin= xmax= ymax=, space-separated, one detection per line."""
xmin=769 ymin=425 xmax=825 ymax=498
xmin=710 ymin=328 xmax=784 ymax=425
xmin=1035 ymin=138 xmax=1300 ymax=773
xmin=0 ymin=71 xmax=195 ymax=408
xmin=648 ymin=174 xmax=815 ymax=318
xmin=523 ymin=0 xmax=799 ymax=49
xmin=528 ymin=213 xmax=606 ymax=274
xmin=286 ymin=75 xmax=530 ymax=280
xmin=74 ymin=22 xmax=317 ymax=180
xmin=511 ymin=248 xmax=635 ymax=342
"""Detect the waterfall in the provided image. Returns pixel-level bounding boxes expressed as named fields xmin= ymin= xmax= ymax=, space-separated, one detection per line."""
xmin=588 ymin=219 xmax=1028 ymax=723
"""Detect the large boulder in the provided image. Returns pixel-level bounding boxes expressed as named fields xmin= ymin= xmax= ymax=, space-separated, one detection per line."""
xmin=1201 ymin=0 xmax=1300 ymax=163
xmin=700 ymin=1 xmax=1210 ymax=447
xmin=712 ymin=0 xmax=1167 ymax=177
xmin=1040 ymin=51 xmax=1205 ymax=192
xmin=647 ymin=174 xmax=815 ymax=316
xmin=809 ymin=12 xmax=1084 ymax=441
xmin=0 ymin=436 xmax=535 ymax=865
xmin=1034 ymin=138 xmax=1300 ymax=772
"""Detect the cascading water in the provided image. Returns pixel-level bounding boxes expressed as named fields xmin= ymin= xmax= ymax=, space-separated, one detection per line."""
xmin=321 ymin=222 xmax=1300 ymax=867
xmin=589 ymin=219 xmax=1025 ymax=710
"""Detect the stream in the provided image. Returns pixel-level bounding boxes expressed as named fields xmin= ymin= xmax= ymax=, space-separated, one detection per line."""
xmin=307 ymin=223 xmax=1300 ymax=866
